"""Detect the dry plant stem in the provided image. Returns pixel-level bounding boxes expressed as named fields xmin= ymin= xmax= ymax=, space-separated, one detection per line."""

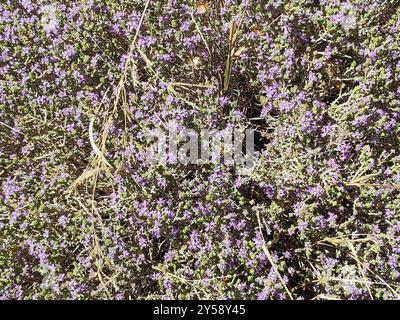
xmin=223 ymin=19 xmax=235 ymax=92
xmin=76 ymin=3 xmax=153 ymax=296
xmin=89 ymin=117 xmax=113 ymax=169
xmin=311 ymin=294 xmax=341 ymax=300
xmin=347 ymin=242 xmax=374 ymax=300
xmin=153 ymin=266 xmax=218 ymax=298
xmin=91 ymin=1 xmax=152 ymax=189
xmin=77 ymin=199 xmax=112 ymax=299
xmin=351 ymin=254 xmax=400 ymax=299
xmin=96 ymin=0 xmax=151 ymax=147
xmin=168 ymin=82 xmax=213 ymax=88
xmin=255 ymin=212 xmax=294 ymax=300
xmin=190 ymin=10 xmax=211 ymax=56
xmin=318 ymin=238 xmax=400 ymax=298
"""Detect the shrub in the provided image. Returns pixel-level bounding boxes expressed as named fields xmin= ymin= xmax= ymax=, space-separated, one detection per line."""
xmin=0 ymin=0 xmax=399 ymax=299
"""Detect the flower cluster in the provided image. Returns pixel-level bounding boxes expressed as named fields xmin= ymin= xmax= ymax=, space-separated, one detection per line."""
xmin=1 ymin=0 xmax=400 ymax=300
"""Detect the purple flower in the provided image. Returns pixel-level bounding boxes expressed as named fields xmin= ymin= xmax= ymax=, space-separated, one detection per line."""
xmin=2 ymin=178 xmax=22 ymax=203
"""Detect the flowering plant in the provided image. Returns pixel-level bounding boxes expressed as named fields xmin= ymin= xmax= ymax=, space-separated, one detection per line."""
xmin=1 ymin=0 xmax=400 ymax=300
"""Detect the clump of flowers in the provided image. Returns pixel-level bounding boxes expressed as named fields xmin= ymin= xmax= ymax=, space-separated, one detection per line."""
xmin=1 ymin=0 xmax=400 ymax=300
